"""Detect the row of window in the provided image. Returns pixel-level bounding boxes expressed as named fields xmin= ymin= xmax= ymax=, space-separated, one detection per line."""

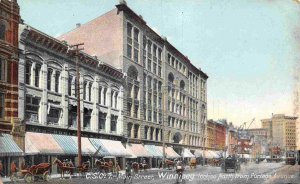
xmin=25 ymin=95 xmax=119 ymax=132
xmin=143 ymin=36 xmax=162 ymax=77
xmin=0 ymin=93 xmax=4 ymax=118
xmin=167 ymin=53 xmax=187 ymax=76
xmin=0 ymin=57 xmax=6 ymax=82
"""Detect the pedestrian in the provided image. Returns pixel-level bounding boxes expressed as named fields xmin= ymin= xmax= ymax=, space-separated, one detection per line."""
xmin=0 ymin=160 xmax=4 ymax=177
xmin=10 ymin=161 xmax=17 ymax=179
xmin=175 ymin=160 xmax=184 ymax=183
xmin=124 ymin=162 xmax=132 ymax=184
xmin=115 ymin=161 xmax=121 ymax=181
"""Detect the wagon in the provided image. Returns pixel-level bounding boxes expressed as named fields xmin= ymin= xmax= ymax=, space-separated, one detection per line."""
xmin=11 ymin=163 xmax=51 ymax=183
xmin=221 ymin=158 xmax=240 ymax=173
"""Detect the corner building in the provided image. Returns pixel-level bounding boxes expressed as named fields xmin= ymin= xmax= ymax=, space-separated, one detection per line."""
xmin=59 ymin=1 xmax=208 ymax=154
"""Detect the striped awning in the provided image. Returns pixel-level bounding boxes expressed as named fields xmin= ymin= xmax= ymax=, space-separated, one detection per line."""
xmin=0 ymin=134 xmax=23 ymax=156
xmin=126 ymin=144 xmax=152 ymax=157
xmin=157 ymin=146 xmax=180 ymax=158
xmin=144 ymin=145 xmax=163 ymax=158
xmin=100 ymin=139 xmax=131 ymax=157
xmin=72 ymin=137 xmax=96 ymax=156
xmin=25 ymin=132 xmax=64 ymax=155
xmin=182 ymin=148 xmax=195 ymax=158
xmin=52 ymin=134 xmax=77 ymax=155
xmin=204 ymin=150 xmax=220 ymax=159
xmin=89 ymin=138 xmax=111 ymax=156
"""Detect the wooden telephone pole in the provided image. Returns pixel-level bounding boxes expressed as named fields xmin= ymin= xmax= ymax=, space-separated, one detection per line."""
xmin=69 ymin=43 xmax=84 ymax=166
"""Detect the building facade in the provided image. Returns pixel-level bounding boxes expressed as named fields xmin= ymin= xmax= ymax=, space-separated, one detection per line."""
xmin=248 ymin=128 xmax=268 ymax=157
xmin=226 ymin=123 xmax=238 ymax=156
xmin=19 ymin=24 xmax=125 ymax=144
xmin=261 ymin=114 xmax=297 ymax=152
xmin=58 ymin=0 xmax=208 ymax=153
xmin=0 ymin=0 xmax=20 ymax=133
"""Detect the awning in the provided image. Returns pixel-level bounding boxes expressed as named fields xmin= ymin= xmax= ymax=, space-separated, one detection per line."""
xmin=100 ymin=139 xmax=131 ymax=157
xmin=0 ymin=134 xmax=23 ymax=156
xmin=194 ymin=149 xmax=203 ymax=157
xmin=144 ymin=145 xmax=163 ymax=158
xmin=89 ymin=138 xmax=110 ymax=156
xmin=25 ymin=132 xmax=64 ymax=155
xmin=52 ymin=134 xmax=77 ymax=155
xmin=125 ymin=145 xmax=137 ymax=159
xmin=157 ymin=146 xmax=180 ymax=158
xmin=182 ymin=148 xmax=195 ymax=158
xmin=71 ymin=137 xmax=96 ymax=156
xmin=126 ymin=144 xmax=152 ymax=157
xmin=238 ymin=154 xmax=251 ymax=159
xmin=204 ymin=150 xmax=220 ymax=159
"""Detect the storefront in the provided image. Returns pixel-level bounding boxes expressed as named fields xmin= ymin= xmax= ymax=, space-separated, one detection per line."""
xmin=144 ymin=145 xmax=163 ymax=168
xmin=0 ymin=134 xmax=23 ymax=176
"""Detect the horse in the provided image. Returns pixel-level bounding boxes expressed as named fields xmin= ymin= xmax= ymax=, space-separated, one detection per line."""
xmin=94 ymin=159 xmax=111 ymax=173
xmin=138 ymin=163 xmax=149 ymax=171
xmin=132 ymin=162 xmax=139 ymax=173
xmin=52 ymin=158 xmax=74 ymax=179
xmin=165 ymin=159 xmax=175 ymax=169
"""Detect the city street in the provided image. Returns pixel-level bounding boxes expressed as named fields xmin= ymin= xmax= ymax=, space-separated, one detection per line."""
xmin=3 ymin=162 xmax=299 ymax=184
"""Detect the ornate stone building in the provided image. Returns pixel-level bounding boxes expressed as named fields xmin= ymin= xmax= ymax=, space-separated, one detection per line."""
xmin=58 ymin=0 xmax=208 ymax=153
xmin=18 ymin=24 xmax=125 ymax=142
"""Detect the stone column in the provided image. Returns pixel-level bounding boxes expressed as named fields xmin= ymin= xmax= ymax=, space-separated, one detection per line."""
xmin=105 ymin=85 xmax=112 ymax=133
xmin=117 ymin=87 xmax=124 ymax=135
xmin=61 ymin=64 xmax=68 ymax=128
xmin=51 ymin=69 xmax=56 ymax=92
xmin=91 ymin=78 xmax=99 ymax=132
xmin=40 ymin=63 xmax=48 ymax=125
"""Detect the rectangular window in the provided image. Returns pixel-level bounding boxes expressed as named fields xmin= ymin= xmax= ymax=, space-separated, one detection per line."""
xmin=153 ymin=62 xmax=157 ymax=74
xmin=47 ymin=68 xmax=53 ymax=91
xmin=111 ymin=115 xmax=118 ymax=132
xmin=134 ymin=48 xmax=139 ymax=63
xmin=134 ymin=28 xmax=139 ymax=42
xmin=148 ymin=110 xmax=152 ymax=121
xmin=34 ymin=64 xmax=41 ymax=87
xmin=99 ymin=112 xmax=107 ymax=131
xmin=127 ymin=23 xmax=133 ymax=37
xmin=147 ymin=59 xmax=151 ymax=71
xmin=158 ymin=48 xmax=162 ymax=60
xmin=55 ymin=71 xmax=60 ymax=93
xmin=153 ymin=111 xmax=157 ymax=123
xmin=68 ymin=76 xmax=72 ymax=96
xmin=158 ymin=65 xmax=161 ymax=77
xmin=127 ymin=45 xmax=132 ymax=59
xmin=0 ymin=58 xmax=5 ymax=82
xmin=25 ymin=62 xmax=32 ymax=85
xmin=25 ymin=96 xmax=40 ymax=122
xmin=0 ymin=93 xmax=4 ymax=118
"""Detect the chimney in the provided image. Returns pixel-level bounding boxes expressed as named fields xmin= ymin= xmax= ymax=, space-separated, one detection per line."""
xmin=119 ymin=0 xmax=127 ymax=5
xmin=76 ymin=23 xmax=81 ymax=28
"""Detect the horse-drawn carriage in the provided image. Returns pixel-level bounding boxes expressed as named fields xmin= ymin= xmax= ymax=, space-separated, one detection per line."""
xmin=52 ymin=158 xmax=90 ymax=178
xmin=11 ymin=163 xmax=51 ymax=183
xmin=94 ymin=156 xmax=116 ymax=173
xmin=221 ymin=157 xmax=240 ymax=173
xmin=164 ymin=159 xmax=176 ymax=169
xmin=189 ymin=158 xmax=197 ymax=169
xmin=131 ymin=161 xmax=149 ymax=173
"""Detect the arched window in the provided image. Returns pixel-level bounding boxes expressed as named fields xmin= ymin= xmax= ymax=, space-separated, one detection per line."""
xmin=180 ymin=80 xmax=185 ymax=90
xmin=35 ymin=64 xmax=41 ymax=88
xmin=168 ymin=73 xmax=174 ymax=84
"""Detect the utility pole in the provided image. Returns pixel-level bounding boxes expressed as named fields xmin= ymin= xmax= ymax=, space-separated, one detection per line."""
xmin=162 ymin=84 xmax=166 ymax=169
xmin=69 ymin=43 xmax=84 ymax=167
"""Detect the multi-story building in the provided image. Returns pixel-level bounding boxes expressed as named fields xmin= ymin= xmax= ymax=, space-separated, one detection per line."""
xmin=226 ymin=123 xmax=238 ymax=156
xmin=58 ymin=0 xmax=208 ymax=154
xmin=215 ymin=120 xmax=227 ymax=151
xmin=206 ymin=120 xmax=215 ymax=150
xmin=248 ymin=128 xmax=268 ymax=156
xmin=18 ymin=24 xmax=127 ymax=170
xmin=261 ymin=114 xmax=297 ymax=153
xmin=0 ymin=0 xmax=24 ymax=176
xmin=0 ymin=0 xmax=20 ymax=133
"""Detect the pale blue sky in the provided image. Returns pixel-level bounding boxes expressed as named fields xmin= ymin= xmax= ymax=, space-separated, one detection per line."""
xmin=18 ymin=0 xmax=300 ymax=128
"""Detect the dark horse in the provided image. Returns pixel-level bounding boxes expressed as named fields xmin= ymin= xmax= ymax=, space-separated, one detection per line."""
xmin=132 ymin=162 xmax=139 ymax=173
xmin=52 ymin=158 xmax=74 ymax=178
xmin=138 ymin=163 xmax=149 ymax=171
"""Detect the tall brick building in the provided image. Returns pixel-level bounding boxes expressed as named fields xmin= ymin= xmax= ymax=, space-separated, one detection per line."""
xmin=0 ymin=0 xmax=20 ymax=133
xmin=59 ymin=0 xmax=208 ymax=154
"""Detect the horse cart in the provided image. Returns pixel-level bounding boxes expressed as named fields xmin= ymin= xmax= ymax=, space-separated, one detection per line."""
xmin=11 ymin=163 xmax=51 ymax=183
xmin=221 ymin=157 xmax=240 ymax=173
xmin=189 ymin=158 xmax=197 ymax=169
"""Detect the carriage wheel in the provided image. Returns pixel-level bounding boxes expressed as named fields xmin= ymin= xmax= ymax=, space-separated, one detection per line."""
xmin=10 ymin=173 xmax=18 ymax=182
xmin=43 ymin=172 xmax=50 ymax=181
xmin=24 ymin=173 xmax=33 ymax=183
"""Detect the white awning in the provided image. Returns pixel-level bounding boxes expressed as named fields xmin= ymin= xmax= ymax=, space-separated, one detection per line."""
xmin=194 ymin=149 xmax=203 ymax=157
xmin=182 ymin=148 xmax=195 ymax=158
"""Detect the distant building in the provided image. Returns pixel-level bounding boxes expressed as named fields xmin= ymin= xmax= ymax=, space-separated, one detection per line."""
xmin=206 ymin=119 xmax=227 ymax=151
xmin=261 ymin=114 xmax=297 ymax=152
xmin=226 ymin=123 xmax=238 ymax=156
xmin=248 ymin=128 xmax=268 ymax=156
